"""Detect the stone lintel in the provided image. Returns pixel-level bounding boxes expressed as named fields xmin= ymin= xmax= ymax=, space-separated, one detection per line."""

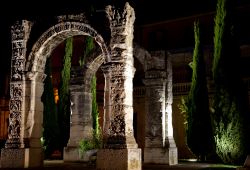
xmin=144 ymin=147 xmax=178 ymax=165
xmin=97 ymin=148 xmax=141 ymax=170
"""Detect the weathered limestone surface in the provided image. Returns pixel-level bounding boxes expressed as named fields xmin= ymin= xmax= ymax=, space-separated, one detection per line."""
xmin=64 ymin=67 xmax=93 ymax=162
xmin=1 ymin=148 xmax=43 ymax=168
xmin=1 ymin=148 xmax=25 ymax=168
xmin=97 ymin=149 xmax=141 ymax=170
xmin=1 ymin=13 xmax=109 ymax=167
xmin=97 ymin=2 xmax=141 ymax=170
xmin=0 ymin=20 xmax=46 ymax=168
xmin=143 ymin=52 xmax=178 ymax=165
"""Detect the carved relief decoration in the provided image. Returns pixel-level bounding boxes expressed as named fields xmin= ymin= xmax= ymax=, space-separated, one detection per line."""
xmin=6 ymin=83 xmax=23 ymax=148
xmin=11 ymin=21 xmax=32 ymax=81
xmin=106 ymin=2 xmax=135 ymax=62
xmin=57 ymin=13 xmax=88 ymax=23
xmin=110 ymin=64 xmax=126 ymax=137
xmin=6 ymin=20 xmax=32 ymax=148
xmin=101 ymin=63 xmax=124 ymax=146
xmin=106 ymin=2 xmax=135 ymax=33
xmin=26 ymin=22 xmax=110 ymax=73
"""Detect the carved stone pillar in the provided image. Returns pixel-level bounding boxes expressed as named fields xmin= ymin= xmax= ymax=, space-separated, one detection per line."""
xmin=0 ymin=20 xmax=37 ymax=168
xmin=143 ymin=63 xmax=178 ymax=164
xmin=64 ymin=66 xmax=93 ymax=161
xmin=97 ymin=2 xmax=141 ymax=170
xmin=101 ymin=63 xmax=137 ymax=148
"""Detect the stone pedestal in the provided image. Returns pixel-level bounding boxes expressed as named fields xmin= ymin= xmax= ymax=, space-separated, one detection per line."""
xmin=144 ymin=147 xmax=177 ymax=165
xmin=1 ymin=148 xmax=25 ymax=168
xmin=64 ymin=146 xmax=81 ymax=162
xmin=1 ymin=148 xmax=43 ymax=168
xmin=97 ymin=148 xmax=141 ymax=170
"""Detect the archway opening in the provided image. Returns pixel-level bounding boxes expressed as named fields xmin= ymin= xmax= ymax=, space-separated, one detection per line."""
xmin=41 ymin=34 xmax=105 ymax=160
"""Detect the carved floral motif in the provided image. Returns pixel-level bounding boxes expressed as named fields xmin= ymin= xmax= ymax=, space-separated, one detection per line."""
xmin=6 ymin=83 xmax=23 ymax=148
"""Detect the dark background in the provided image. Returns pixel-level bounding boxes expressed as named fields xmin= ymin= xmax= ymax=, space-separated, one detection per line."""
xmin=1 ymin=0 xmax=250 ymax=95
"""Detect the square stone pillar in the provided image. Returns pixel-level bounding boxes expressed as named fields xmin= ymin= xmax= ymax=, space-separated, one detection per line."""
xmin=97 ymin=2 xmax=141 ymax=170
xmin=64 ymin=90 xmax=93 ymax=162
xmin=143 ymin=70 xmax=178 ymax=165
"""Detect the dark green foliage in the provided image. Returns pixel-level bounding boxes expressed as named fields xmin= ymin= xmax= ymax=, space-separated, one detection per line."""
xmin=41 ymin=57 xmax=60 ymax=158
xmin=212 ymin=0 xmax=250 ymax=164
xmin=79 ymin=36 xmax=94 ymax=66
xmin=58 ymin=37 xmax=73 ymax=148
xmin=91 ymin=75 xmax=100 ymax=138
xmin=186 ymin=21 xmax=215 ymax=161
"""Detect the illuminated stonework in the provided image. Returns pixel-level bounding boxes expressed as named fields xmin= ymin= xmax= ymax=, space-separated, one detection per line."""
xmin=143 ymin=52 xmax=178 ymax=165
xmin=1 ymin=2 xmax=177 ymax=169
xmin=96 ymin=2 xmax=142 ymax=170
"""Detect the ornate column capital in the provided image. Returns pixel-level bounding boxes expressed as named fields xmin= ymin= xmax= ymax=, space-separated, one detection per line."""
xmin=106 ymin=2 xmax=135 ymax=32
xmin=105 ymin=2 xmax=135 ymax=63
xmin=11 ymin=20 xmax=33 ymax=42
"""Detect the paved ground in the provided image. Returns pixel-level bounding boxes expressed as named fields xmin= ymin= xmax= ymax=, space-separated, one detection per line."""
xmin=0 ymin=160 xmax=240 ymax=170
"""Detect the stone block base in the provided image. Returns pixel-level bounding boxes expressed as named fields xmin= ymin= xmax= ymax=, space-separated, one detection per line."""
xmin=64 ymin=146 xmax=97 ymax=162
xmin=64 ymin=146 xmax=81 ymax=162
xmin=144 ymin=147 xmax=178 ymax=165
xmin=0 ymin=148 xmax=43 ymax=168
xmin=1 ymin=148 xmax=25 ymax=168
xmin=96 ymin=148 xmax=141 ymax=170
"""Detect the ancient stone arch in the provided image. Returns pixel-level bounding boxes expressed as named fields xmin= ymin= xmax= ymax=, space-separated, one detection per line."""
xmin=1 ymin=16 xmax=110 ymax=167
xmin=1 ymin=2 xmax=178 ymax=169
xmin=1 ymin=3 xmax=143 ymax=169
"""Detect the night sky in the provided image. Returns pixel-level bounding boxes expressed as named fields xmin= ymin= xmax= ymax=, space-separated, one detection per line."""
xmin=0 ymin=0 xmax=250 ymax=95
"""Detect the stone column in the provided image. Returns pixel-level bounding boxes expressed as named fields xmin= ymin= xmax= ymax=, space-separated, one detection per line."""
xmin=143 ymin=56 xmax=177 ymax=165
xmin=97 ymin=2 xmax=141 ymax=170
xmin=165 ymin=55 xmax=178 ymax=165
xmin=1 ymin=20 xmax=36 ymax=168
xmin=64 ymin=67 xmax=93 ymax=161
xmin=21 ymin=71 xmax=46 ymax=167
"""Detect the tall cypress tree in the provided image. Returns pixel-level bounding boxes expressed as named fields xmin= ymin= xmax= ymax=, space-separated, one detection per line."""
xmin=58 ymin=37 xmax=73 ymax=148
xmin=186 ymin=21 xmax=215 ymax=161
xmin=41 ymin=57 xmax=60 ymax=158
xmin=212 ymin=0 xmax=250 ymax=164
